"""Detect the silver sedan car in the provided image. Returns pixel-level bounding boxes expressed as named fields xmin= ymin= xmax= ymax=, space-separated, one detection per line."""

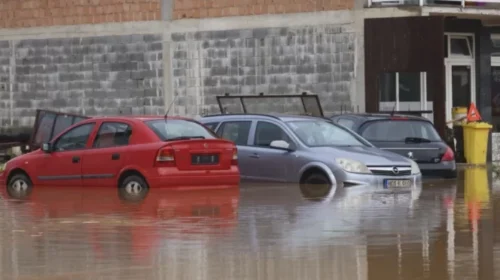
xmin=200 ymin=114 xmax=422 ymax=191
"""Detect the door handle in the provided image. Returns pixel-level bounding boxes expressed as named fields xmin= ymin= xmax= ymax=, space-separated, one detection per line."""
xmin=72 ymin=156 xmax=80 ymax=163
xmin=249 ymin=153 xmax=260 ymax=159
xmin=111 ymin=153 xmax=120 ymax=160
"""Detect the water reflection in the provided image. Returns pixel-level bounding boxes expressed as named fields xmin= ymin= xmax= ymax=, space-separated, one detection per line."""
xmin=0 ymin=170 xmax=499 ymax=279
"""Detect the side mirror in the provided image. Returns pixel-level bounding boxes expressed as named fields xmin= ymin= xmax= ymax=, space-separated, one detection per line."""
xmin=41 ymin=143 xmax=52 ymax=153
xmin=270 ymin=140 xmax=294 ymax=151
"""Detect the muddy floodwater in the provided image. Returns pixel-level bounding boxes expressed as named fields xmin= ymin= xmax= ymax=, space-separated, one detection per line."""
xmin=0 ymin=167 xmax=499 ymax=279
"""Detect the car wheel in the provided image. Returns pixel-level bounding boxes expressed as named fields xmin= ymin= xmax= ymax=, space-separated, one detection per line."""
xmin=7 ymin=173 xmax=33 ymax=199
xmin=119 ymin=175 xmax=149 ymax=203
xmin=300 ymin=173 xmax=332 ymax=201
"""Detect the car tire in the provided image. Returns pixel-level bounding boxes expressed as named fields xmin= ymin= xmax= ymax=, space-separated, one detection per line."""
xmin=7 ymin=173 xmax=33 ymax=200
xmin=300 ymin=173 xmax=332 ymax=201
xmin=119 ymin=175 xmax=149 ymax=203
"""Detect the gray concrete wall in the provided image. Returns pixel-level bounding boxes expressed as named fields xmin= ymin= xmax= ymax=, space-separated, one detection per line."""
xmin=171 ymin=25 xmax=356 ymax=116
xmin=0 ymin=33 xmax=164 ymax=127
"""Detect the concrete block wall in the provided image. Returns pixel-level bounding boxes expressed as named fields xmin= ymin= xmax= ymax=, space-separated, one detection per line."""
xmin=0 ymin=33 xmax=164 ymax=127
xmin=171 ymin=24 xmax=356 ymax=116
xmin=0 ymin=0 xmax=374 ymax=128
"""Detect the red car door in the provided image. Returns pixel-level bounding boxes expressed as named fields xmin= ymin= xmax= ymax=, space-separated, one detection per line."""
xmin=82 ymin=121 xmax=133 ymax=187
xmin=34 ymin=122 xmax=97 ymax=187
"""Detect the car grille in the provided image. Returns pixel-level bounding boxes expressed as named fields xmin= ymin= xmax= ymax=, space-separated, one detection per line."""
xmin=368 ymin=166 xmax=412 ymax=176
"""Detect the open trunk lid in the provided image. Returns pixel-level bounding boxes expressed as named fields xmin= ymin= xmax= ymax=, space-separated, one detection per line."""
xmin=167 ymin=139 xmax=235 ymax=171
xmin=31 ymin=109 xmax=89 ymax=148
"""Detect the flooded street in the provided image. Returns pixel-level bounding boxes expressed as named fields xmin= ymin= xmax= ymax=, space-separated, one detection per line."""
xmin=0 ymin=167 xmax=499 ymax=280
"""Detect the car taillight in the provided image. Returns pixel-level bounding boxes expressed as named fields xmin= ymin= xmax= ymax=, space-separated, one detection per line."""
xmin=156 ymin=146 xmax=175 ymax=166
xmin=442 ymin=146 xmax=454 ymax=162
xmin=231 ymin=147 xmax=238 ymax=165
xmin=390 ymin=117 xmax=408 ymax=120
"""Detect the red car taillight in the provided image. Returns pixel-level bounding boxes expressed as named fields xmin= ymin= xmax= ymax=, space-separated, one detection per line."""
xmin=155 ymin=146 xmax=176 ymax=166
xmin=442 ymin=146 xmax=455 ymax=162
xmin=231 ymin=147 xmax=238 ymax=165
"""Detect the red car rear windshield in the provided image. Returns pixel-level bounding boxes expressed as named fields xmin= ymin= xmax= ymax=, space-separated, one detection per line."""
xmin=360 ymin=120 xmax=441 ymax=142
xmin=145 ymin=119 xmax=217 ymax=141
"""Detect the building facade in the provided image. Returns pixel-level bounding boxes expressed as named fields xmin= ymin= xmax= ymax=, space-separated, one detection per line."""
xmin=1 ymin=0 xmax=500 ymax=157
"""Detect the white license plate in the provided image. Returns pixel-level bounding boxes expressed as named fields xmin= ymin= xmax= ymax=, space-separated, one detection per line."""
xmin=384 ymin=179 xmax=411 ymax=188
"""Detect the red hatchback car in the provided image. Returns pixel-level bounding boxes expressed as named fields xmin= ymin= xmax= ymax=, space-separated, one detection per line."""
xmin=0 ymin=116 xmax=240 ymax=195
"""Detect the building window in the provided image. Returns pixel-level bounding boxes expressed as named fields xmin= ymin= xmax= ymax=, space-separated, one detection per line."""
xmin=379 ymin=72 xmax=431 ymax=120
xmin=379 ymin=72 xmax=428 ymax=103
xmin=446 ymin=35 xmax=474 ymax=58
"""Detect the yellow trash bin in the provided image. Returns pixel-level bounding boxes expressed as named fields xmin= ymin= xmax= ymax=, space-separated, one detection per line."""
xmin=463 ymin=122 xmax=493 ymax=165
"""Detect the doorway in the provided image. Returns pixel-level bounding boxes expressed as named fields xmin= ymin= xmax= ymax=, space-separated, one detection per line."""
xmin=444 ymin=33 xmax=476 ymax=128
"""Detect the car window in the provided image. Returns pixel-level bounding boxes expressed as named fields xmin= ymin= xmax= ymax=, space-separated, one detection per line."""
xmin=336 ymin=118 xmax=355 ymax=130
xmin=54 ymin=123 xmax=95 ymax=152
xmin=286 ymin=120 xmax=369 ymax=147
xmin=204 ymin=122 xmax=219 ymax=131
xmin=218 ymin=121 xmax=251 ymax=145
xmin=253 ymin=121 xmax=292 ymax=147
xmin=360 ymin=120 xmax=441 ymax=142
xmin=93 ymin=122 xmax=132 ymax=148
xmin=145 ymin=119 xmax=216 ymax=141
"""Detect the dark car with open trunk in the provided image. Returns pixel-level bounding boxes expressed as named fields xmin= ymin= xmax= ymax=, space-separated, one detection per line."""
xmin=330 ymin=113 xmax=457 ymax=179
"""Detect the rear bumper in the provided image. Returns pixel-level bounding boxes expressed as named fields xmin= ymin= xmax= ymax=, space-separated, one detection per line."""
xmin=419 ymin=161 xmax=457 ymax=178
xmin=146 ymin=166 xmax=240 ymax=188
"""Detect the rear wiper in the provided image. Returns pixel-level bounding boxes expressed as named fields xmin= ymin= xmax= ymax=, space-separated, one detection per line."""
xmin=167 ymin=136 xmax=205 ymax=141
xmin=405 ymin=137 xmax=431 ymax=143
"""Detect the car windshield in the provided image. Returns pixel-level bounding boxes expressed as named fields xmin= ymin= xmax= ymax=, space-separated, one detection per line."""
xmin=145 ymin=119 xmax=217 ymax=141
xmin=286 ymin=120 xmax=369 ymax=147
xmin=360 ymin=120 xmax=441 ymax=142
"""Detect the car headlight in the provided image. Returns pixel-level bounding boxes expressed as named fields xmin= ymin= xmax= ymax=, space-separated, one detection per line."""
xmin=336 ymin=158 xmax=371 ymax=174
xmin=0 ymin=162 xmax=6 ymax=172
xmin=409 ymin=159 xmax=420 ymax=175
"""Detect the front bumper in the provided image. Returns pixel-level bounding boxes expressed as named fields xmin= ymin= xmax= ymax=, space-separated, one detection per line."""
xmin=335 ymin=169 xmax=422 ymax=191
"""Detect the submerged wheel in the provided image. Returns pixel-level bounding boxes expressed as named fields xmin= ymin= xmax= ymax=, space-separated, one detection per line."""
xmin=299 ymin=172 xmax=333 ymax=201
xmin=118 ymin=175 xmax=149 ymax=202
xmin=7 ymin=173 xmax=33 ymax=199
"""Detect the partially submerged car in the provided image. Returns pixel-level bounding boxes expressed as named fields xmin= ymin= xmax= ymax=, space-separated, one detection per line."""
xmin=200 ymin=93 xmax=422 ymax=191
xmin=330 ymin=113 xmax=457 ymax=178
xmin=0 ymin=114 xmax=240 ymax=194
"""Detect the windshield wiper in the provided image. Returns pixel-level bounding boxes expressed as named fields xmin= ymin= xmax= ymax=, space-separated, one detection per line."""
xmin=405 ymin=137 xmax=431 ymax=143
xmin=167 ymin=136 xmax=205 ymax=141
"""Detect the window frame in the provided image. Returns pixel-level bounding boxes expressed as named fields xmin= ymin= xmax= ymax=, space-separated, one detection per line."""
xmin=252 ymin=120 xmax=294 ymax=148
xmin=53 ymin=122 xmax=96 ymax=152
xmin=92 ymin=121 xmax=133 ymax=149
xmin=217 ymin=120 xmax=253 ymax=146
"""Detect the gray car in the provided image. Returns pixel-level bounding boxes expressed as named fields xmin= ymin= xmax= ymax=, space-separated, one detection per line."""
xmin=200 ymin=114 xmax=422 ymax=190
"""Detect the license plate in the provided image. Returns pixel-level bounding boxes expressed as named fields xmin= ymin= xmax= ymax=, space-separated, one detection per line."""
xmin=191 ymin=154 xmax=219 ymax=165
xmin=384 ymin=179 xmax=411 ymax=189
